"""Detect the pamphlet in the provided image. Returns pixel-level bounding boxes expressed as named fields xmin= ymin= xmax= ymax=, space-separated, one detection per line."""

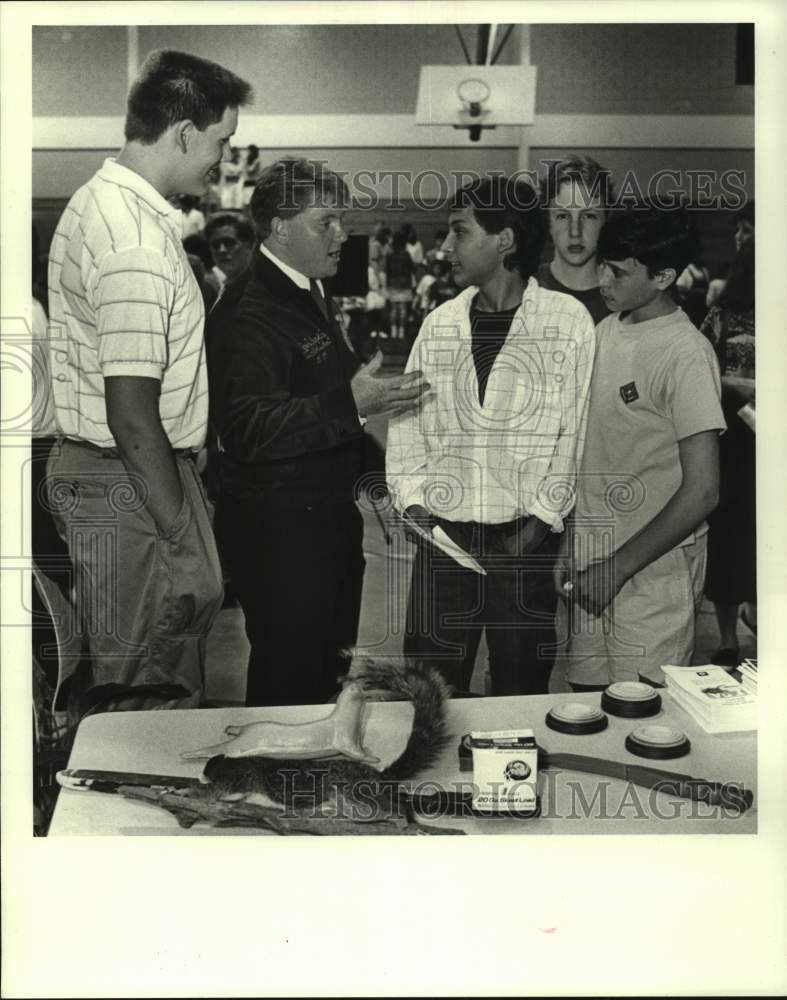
xmin=662 ymin=664 xmax=756 ymax=734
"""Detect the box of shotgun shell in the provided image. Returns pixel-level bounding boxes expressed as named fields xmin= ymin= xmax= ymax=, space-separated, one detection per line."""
xmin=467 ymin=729 xmax=539 ymax=815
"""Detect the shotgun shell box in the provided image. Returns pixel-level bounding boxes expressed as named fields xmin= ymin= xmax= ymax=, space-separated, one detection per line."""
xmin=468 ymin=729 xmax=538 ymax=813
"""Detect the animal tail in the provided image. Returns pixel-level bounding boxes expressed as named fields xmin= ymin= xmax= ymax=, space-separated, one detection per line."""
xmin=351 ymin=660 xmax=452 ymax=782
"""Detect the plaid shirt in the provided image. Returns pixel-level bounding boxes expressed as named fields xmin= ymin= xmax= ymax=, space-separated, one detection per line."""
xmin=386 ymin=278 xmax=595 ymax=529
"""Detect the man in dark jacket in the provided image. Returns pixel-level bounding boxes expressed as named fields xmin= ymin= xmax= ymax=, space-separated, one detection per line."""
xmin=210 ymin=158 xmax=428 ymax=706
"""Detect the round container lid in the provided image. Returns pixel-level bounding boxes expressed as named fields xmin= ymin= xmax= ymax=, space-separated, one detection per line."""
xmin=601 ymin=683 xmax=662 ymax=719
xmin=625 ymin=726 xmax=691 ymax=760
xmin=630 ymin=724 xmax=686 ymax=747
xmin=545 ymin=703 xmax=609 ymax=736
xmin=549 ymin=702 xmax=605 ymax=724
xmin=606 ymin=681 xmax=659 ymax=702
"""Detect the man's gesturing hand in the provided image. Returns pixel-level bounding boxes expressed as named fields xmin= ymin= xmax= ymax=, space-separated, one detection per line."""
xmin=351 ymin=350 xmax=430 ymax=418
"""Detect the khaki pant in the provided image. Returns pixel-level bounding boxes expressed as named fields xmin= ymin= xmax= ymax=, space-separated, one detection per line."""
xmin=560 ymin=536 xmax=707 ymax=686
xmin=46 ymin=440 xmax=223 ymax=710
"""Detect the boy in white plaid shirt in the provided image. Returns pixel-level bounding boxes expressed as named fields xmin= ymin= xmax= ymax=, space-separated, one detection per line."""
xmin=387 ymin=176 xmax=595 ymax=695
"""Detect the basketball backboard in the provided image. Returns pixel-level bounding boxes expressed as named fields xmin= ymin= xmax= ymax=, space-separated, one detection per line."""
xmin=415 ymin=64 xmax=537 ymax=131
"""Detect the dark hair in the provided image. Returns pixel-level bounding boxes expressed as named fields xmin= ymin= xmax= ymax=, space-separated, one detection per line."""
xmin=542 ymin=154 xmax=615 ymax=209
xmin=249 ymin=158 xmax=349 ymax=239
xmin=205 ymin=212 xmax=255 ymax=245
xmin=719 ymin=236 xmax=754 ymax=315
xmin=183 ymin=233 xmax=214 ymax=269
xmin=246 ymin=143 xmax=259 ymax=163
xmin=391 ymin=231 xmax=408 ymax=254
xmin=124 ymin=49 xmax=252 ymax=144
xmin=735 ymin=200 xmax=755 ymax=228
xmin=597 ymin=204 xmax=696 ymax=283
xmin=451 ymin=176 xmax=546 ymax=280
xmin=375 ymin=225 xmax=392 ymax=245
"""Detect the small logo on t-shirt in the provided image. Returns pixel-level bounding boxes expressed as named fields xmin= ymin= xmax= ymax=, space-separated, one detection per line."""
xmin=619 ymin=381 xmax=639 ymax=404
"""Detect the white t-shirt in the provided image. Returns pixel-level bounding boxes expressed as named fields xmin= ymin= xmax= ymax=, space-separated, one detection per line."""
xmin=573 ymin=307 xmax=725 ymax=568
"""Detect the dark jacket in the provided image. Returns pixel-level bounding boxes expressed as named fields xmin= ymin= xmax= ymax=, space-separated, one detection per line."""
xmin=208 ymin=249 xmax=365 ymax=505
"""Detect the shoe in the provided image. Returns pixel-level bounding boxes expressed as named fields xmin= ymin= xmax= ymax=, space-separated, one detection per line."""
xmin=710 ymin=647 xmax=741 ymax=669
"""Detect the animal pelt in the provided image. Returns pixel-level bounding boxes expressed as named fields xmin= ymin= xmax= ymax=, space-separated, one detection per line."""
xmin=202 ymin=660 xmax=451 ymax=812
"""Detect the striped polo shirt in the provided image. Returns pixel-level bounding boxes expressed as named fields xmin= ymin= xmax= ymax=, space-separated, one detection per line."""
xmin=47 ymin=158 xmax=207 ymax=449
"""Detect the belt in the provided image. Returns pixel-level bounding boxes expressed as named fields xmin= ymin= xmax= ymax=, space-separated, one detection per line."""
xmin=62 ymin=437 xmax=198 ymax=460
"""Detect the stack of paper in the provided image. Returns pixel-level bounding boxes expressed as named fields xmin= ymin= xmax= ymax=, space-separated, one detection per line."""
xmin=738 ymin=658 xmax=758 ymax=697
xmin=662 ymin=664 xmax=756 ymax=734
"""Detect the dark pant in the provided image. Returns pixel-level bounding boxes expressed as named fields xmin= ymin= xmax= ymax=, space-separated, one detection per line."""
xmin=221 ymin=497 xmax=366 ymax=706
xmin=403 ymin=518 xmax=559 ymax=696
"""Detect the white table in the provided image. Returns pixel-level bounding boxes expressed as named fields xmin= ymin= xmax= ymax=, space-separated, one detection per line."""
xmin=49 ymin=692 xmax=757 ymax=836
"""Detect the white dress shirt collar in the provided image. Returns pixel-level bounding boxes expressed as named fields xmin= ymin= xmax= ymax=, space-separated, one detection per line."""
xmin=259 ymin=242 xmax=324 ymax=295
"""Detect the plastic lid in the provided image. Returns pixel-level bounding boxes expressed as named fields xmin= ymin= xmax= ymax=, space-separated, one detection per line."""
xmin=549 ymin=702 xmax=605 ymax=724
xmin=630 ymin=724 xmax=686 ymax=747
xmin=606 ymin=681 xmax=659 ymax=702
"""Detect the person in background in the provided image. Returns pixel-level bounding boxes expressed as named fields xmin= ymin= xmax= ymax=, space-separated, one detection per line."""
xmin=557 ymin=205 xmax=724 ymax=691
xmin=241 ymin=143 xmax=261 ymax=206
xmin=404 ymin=224 xmax=424 ymax=267
xmin=364 ymin=258 xmax=388 ymax=343
xmin=425 ymin=228 xmax=448 ymax=267
xmin=179 ymin=194 xmax=206 ymax=239
xmin=705 ymin=261 xmax=731 ymax=311
xmin=369 ymin=224 xmax=391 ymax=267
xmin=700 ymin=221 xmax=756 ymax=667
xmin=427 ymin=261 xmax=459 ymax=311
xmin=385 ymin=229 xmax=415 ymax=341
xmin=205 ymin=212 xmax=255 ymax=287
xmin=182 ymin=232 xmax=222 ymax=311
xmin=219 ymin=145 xmax=244 ymax=209
xmin=387 ymin=175 xmax=595 ymax=696
xmin=413 ymin=258 xmax=442 ymax=320
xmin=45 ymin=49 xmax=251 ymax=713
xmin=705 ymin=202 xmax=755 ymax=310
xmin=676 ymin=250 xmax=711 ymax=328
xmin=538 ymin=154 xmax=614 ymax=325
xmin=211 ymin=157 xmax=429 ymax=706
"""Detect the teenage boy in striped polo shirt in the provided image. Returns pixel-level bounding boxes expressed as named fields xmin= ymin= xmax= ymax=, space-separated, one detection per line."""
xmin=46 ymin=50 xmax=251 ymax=713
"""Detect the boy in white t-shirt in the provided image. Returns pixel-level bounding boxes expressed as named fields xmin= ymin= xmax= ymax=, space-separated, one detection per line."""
xmin=555 ymin=205 xmax=726 ymax=689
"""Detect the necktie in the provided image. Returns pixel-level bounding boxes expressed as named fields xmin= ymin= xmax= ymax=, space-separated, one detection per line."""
xmin=309 ymin=279 xmax=330 ymax=321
